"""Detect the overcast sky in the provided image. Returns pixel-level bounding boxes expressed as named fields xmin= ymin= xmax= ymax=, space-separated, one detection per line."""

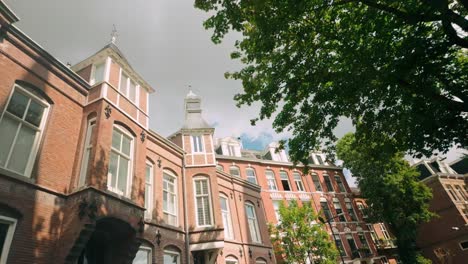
xmin=4 ymin=0 xmax=464 ymax=167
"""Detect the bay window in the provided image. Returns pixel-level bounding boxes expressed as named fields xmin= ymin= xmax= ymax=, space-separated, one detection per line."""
xmin=108 ymin=125 xmax=133 ymax=196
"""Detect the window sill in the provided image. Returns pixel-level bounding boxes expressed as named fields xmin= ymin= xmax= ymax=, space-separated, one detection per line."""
xmin=0 ymin=167 xmax=35 ymax=184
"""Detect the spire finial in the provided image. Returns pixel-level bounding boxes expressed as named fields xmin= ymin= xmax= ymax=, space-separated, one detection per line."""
xmin=110 ymin=24 xmax=118 ymax=44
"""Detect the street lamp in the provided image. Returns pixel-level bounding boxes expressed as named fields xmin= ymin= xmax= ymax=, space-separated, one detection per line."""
xmin=318 ymin=213 xmax=346 ymax=264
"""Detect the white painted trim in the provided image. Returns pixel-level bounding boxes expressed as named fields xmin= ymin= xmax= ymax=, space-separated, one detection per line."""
xmin=86 ymin=96 xmax=147 ymax=129
xmin=163 ymin=169 xmax=178 ymax=226
xmin=136 ymin=246 xmax=152 ymax=264
xmin=0 ymin=215 xmax=17 ymax=264
xmin=107 ymin=124 xmax=134 ymax=197
xmin=193 ymin=176 xmax=214 ymax=227
xmin=78 ymin=118 xmax=96 ymax=187
xmin=189 ymin=241 xmax=224 ymax=251
xmin=144 ymin=161 xmax=154 ymax=219
xmin=104 ymin=57 xmax=111 ymax=83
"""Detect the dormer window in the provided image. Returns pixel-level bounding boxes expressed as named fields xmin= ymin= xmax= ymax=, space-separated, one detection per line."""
xmin=228 ymin=145 xmax=236 ymax=156
xmin=119 ymin=71 xmax=138 ymax=104
xmin=191 ymin=135 xmax=204 ymax=153
xmin=90 ymin=62 xmax=105 ymax=85
xmin=316 ymin=154 xmax=324 ymax=165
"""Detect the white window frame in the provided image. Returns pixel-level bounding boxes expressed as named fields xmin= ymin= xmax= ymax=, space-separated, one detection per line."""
xmin=279 ymin=171 xmax=291 ymax=191
xmin=228 ymin=145 xmax=236 ymax=156
xmin=379 ymin=223 xmax=391 ymax=240
xmin=78 ymin=118 xmax=96 ymax=187
xmin=367 ymin=224 xmax=378 ymax=243
xmin=245 ymin=202 xmax=262 ymax=243
xmin=133 ymin=246 xmax=152 ymax=264
xmin=220 ymin=195 xmax=234 ymax=239
xmin=266 ymin=170 xmax=278 ymax=190
xmin=273 ymin=200 xmax=282 ymax=222
xmin=246 ymin=167 xmax=257 ymax=184
xmin=191 ymin=135 xmax=204 ymax=153
xmin=323 ymin=174 xmax=334 ymax=192
xmin=107 ymin=125 xmax=134 ymax=196
xmin=144 ymin=161 xmax=154 ymax=219
xmin=255 ymin=260 xmax=267 ymax=264
xmin=446 ymin=185 xmax=460 ymax=201
xmin=454 ymin=185 xmax=468 ymax=201
xmin=90 ymin=61 xmax=106 ymax=85
xmin=194 ymin=177 xmax=213 ymax=227
xmin=118 ymin=70 xmax=140 ymax=105
xmin=216 ymin=164 xmax=224 ymax=171
xmin=459 ymin=240 xmax=468 ymax=250
xmin=293 ymin=172 xmax=305 ymax=192
xmin=0 ymin=216 xmax=17 ymax=264
xmin=335 ymin=175 xmax=346 ymax=193
xmin=163 ymin=250 xmax=180 ymax=264
xmin=225 ymin=257 xmax=238 ymax=264
xmin=311 ymin=173 xmax=322 ymax=192
xmin=0 ymin=84 xmax=50 ymax=177
xmin=163 ymin=170 xmax=178 ymax=226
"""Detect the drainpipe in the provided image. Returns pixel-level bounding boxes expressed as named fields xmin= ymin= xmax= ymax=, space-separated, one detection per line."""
xmin=182 ymin=154 xmax=190 ymax=263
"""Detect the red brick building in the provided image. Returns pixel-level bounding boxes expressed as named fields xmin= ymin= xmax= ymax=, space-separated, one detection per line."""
xmin=215 ymin=138 xmax=390 ymax=264
xmin=414 ymin=158 xmax=468 ymax=264
xmin=0 ymin=2 xmax=272 ymax=263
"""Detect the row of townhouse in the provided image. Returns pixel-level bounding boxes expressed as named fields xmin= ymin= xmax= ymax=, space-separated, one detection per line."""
xmin=0 ymin=2 xmax=393 ymax=264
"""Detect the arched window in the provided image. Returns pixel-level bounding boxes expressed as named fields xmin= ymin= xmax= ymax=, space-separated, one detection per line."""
xmin=144 ymin=161 xmax=154 ymax=219
xmin=78 ymin=117 xmax=96 ymax=186
xmin=245 ymin=167 xmax=257 ymax=184
xmin=225 ymin=256 xmax=238 ymax=264
xmin=345 ymin=198 xmax=356 ymax=222
xmin=194 ymin=176 xmax=213 ymax=226
xmin=323 ymin=174 xmax=334 ymax=192
xmin=255 ymin=258 xmax=267 ymax=264
xmin=220 ymin=195 xmax=234 ymax=239
xmin=163 ymin=246 xmax=180 ymax=264
xmin=163 ymin=170 xmax=178 ymax=226
xmin=229 ymin=166 xmax=240 ymax=177
xmin=335 ymin=175 xmax=346 ymax=193
xmin=216 ymin=164 xmax=224 ymax=172
xmin=0 ymin=83 xmax=50 ymax=176
xmin=311 ymin=173 xmax=322 ymax=192
xmin=293 ymin=172 xmax=305 ymax=191
xmin=108 ymin=125 xmax=134 ymax=196
xmin=265 ymin=170 xmax=278 ymax=190
xmin=279 ymin=171 xmax=291 ymax=191
xmin=245 ymin=202 xmax=261 ymax=243
xmin=133 ymin=245 xmax=152 ymax=264
xmin=0 ymin=215 xmax=17 ymax=264
xmin=333 ymin=198 xmax=346 ymax=222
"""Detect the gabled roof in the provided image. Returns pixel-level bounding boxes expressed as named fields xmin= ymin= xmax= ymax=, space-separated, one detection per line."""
xmin=72 ymin=42 xmax=155 ymax=93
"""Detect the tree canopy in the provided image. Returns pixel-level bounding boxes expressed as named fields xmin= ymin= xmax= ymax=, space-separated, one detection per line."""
xmin=269 ymin=200 xmax=338 ymax=264
xmin=336 ymin=133 xmax=434 ymax=264
xmin=195 ymin=0 xmax=468 ymax=164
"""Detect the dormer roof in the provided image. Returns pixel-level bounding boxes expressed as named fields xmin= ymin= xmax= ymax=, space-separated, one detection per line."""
xmin=71 ymin=43 xmax=155 ymax=93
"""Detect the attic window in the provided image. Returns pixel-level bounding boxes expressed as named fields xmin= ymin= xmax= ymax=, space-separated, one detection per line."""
xmin=316 ymin=155 xmax=324 ymax=165
xmin=186 ymin=102 xmax=200 ymax=110
xmin=119 ymin=71 xmax=138 ymax=105
xmin=91 ymin=62 xmax=105 ymax=85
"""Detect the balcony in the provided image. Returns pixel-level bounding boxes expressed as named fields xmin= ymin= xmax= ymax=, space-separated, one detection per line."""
xmin=376 ymin=239 xmax=397 ymax=249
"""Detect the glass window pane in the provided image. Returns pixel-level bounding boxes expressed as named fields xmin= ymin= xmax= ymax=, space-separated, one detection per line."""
xmin=94 ymin=63 xmax=105 ymax=83
xmin=133 ymin=248 xmax=150 ymax=264
xmin=112 ymin=130 xmax=121 ymax=150
xmin=220 ymin=197 xmax=227 ymax=210
xmin=25 ymin=100 xmax=44 ymax=127
xmin=129 ymin=80 xmax=136 ymax=102
xmin=120 ymin=73 xmax=128 ymax=94
xmin=122 ymin=135 xmax=131 ymax=155
xmin=0 ymin=116 xmax=19 ymax=167
xmin=7 ymin=91 xmax=29 ymax=118
xmin=117 ymin=157 xmax=129 ymax=193
xmin=109 ymin=152 xmax=118 ymax=187
xmin=8 ymin=125 xmax=36 ymax=174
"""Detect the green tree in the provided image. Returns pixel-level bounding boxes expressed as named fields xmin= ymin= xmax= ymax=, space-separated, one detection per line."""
xmin=269 ymin=200 xmax=338 ymax=264
xmin=195 ymin=0 xmax=467 ymax=165
xmin=336 ymin=133 xmax=434 ymax=264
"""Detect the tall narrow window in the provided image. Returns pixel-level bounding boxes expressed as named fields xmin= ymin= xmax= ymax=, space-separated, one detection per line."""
xmin=144 ymin=162 xmax=154 ymax=219
xmin=229 ymin=166 xmax=240 ymax=177
xmin=320 ymin=201 xmax=333 ymax=222
xmin=266 ymin=170 xmax=278 ymax=190
xmin=78 ymin=119 xmax=96 ymax=186
xmin=345 ymin=200 xmax=357 ymax=221
xmin=220 ymin=195 xmax=233 ymax=239
xmin=119 ymin=72 xmax=129 ymax=95
xmin=246 ymin=168 xmax=257 ymax=184
xmin=133 ymin=246 xmax=152 ymax=264
xmin=334 ymin=234 xmax=345 ymax=255
xmin=163 ymin=171 xmax=177 ymax=226
xmin=0 ymin=216 xmax=17 ymax=264
xmin=194 ymin=177 xmax=212 ymax=226
xmin=0 ymin=85 xmax=49 ymax=176
xmin=312 ymin=174 xmax=322 ymax=191
xmin=333 ymin=199 xmax=346 ymax=222
xmin=315 ymin=154 xmax=324 ymax=165
xmin=323 ymin=175 xmax=334 ymax=192
xmin=245 ymin=203 xmax=261 ymax=243
xmin=108 ymin=126 xmax=133 ymax=196
xmin=279 ymin=171 xmax=291 ymax=191
xmin=347 ymin=234 xmax=359 ymax=259
xmin=335 ymin=175 xmax=346 ymax=193
xmin=379 ymin=223 xmax=391 ymax=240
xmin=228 ymin=145 xmax=236 ymax=156
xmin=446 ymin=185 xmax=460 ymax=201
xmin=358 ymin=233 xmax=369 ymax=250
xmin=119 ymin=71 xmax=138 ymax=105
xmin=192 ymin=135 xmax=204 ymax=153
xmin=293 ymin=172 xmax=305 ymax=191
